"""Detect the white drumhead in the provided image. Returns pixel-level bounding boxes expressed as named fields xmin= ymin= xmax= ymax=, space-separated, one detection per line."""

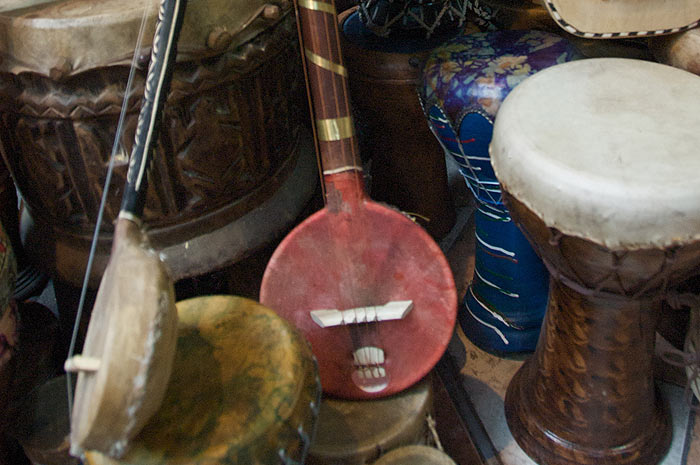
xmin=491 ymin=58 xmax=700 ymax=250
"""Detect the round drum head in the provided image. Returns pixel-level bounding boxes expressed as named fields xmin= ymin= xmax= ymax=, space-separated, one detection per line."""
xmin=260 ymin=199 xmax=457 ymax=399
xmin=71 ymin=237 xmax=178 ymax=458
xmin=491 ymin=58 xmax=700 ymax=250
xmin=84 ymin=295 xmax=319 ymax=465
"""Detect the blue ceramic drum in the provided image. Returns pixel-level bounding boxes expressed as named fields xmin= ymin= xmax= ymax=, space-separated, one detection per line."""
xmin=419 ymin=30 xmax=581 ymax=354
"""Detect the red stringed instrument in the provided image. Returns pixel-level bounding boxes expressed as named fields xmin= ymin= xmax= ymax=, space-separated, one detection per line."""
xmin=260 ymin=0 xmax=457 ymax=399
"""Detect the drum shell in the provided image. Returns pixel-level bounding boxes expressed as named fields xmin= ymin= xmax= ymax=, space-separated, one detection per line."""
xmin=373 ymin=445 xmax=456 ymax=465
xmin=0 ymin=10 xmax=311 ymax=287
xmin=339 ymin=8 xmax=456 ymax=239
xmin=307 ymin=377 xmax=433 ymax=465
xmin=504 ymin=192 xmax=700 ymax=297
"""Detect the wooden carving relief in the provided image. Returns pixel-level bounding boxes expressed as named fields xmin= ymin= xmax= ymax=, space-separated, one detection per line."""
xmin=0 ymin=12 xmax=304 ymax=247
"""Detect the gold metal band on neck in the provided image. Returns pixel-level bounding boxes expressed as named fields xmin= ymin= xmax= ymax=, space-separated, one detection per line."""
xmin=316 ymin=116 xmax=355 ymax=142
xmin=298 ymin=0 xmax=336 ymax=14
xmin=305 ymin=49 xmax=347 ymax=77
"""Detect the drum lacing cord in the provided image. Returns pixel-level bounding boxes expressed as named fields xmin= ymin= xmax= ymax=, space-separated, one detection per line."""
xmin=660 ymin=291 xmax=700 ymax=411
xmin=539 ymin=226 xmax=679 ymax=300
xmin=357 ymin=0 xmax=469 ymax=39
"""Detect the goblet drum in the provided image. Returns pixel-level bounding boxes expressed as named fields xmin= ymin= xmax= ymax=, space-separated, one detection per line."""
xmin=491 ymin=58 xmax=700 ymax=465
xmin=84 ymin=295 xmax=321 ymax=465
xmin=419 ymin=30 xmax=580 ymax=354
xmin=0 ymin=0 xmax=315 ymax=287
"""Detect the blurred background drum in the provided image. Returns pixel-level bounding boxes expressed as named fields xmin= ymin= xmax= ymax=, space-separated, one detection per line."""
xmin=10 ymin=375 xmax=78 ymax=465
xmin=84 ymin=295 xmax=320 ymax=465
xmin=338 ymin=4 xmax=459 ymax=239
xmin=0 ymin=0 xmax=317 ymax=289
xmin=307 ymin=377 xmax=433 ymax=465
xmin=467 ymin=0 xmax=654 ymax=60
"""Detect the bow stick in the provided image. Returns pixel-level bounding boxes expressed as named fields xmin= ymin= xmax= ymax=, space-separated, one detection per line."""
xmin=65 ymin=0 xmax=186 ymax=458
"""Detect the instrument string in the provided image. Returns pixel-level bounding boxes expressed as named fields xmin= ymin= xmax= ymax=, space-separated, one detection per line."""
xmin=329 ymin=0 xmax=388 ymax=390
xmin=295 ymin=0 xmax=381 ymax=390
xmin=65 ymin=0 xmax=155 ymax=418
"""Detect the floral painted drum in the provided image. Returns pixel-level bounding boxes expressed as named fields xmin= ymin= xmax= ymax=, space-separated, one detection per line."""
xmin=419 ymin=30 xmax=581 ymax=354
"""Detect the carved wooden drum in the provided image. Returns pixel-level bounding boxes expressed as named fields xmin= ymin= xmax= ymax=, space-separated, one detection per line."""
xmin=419 ymin=30 xmax=580 ymax=354
xmin=83 ymin=295 xmax=321 ymax=465
xmin=307 ymin=377 xmax=432 ymax=465
xmin=0 ymin=0 xmax=316 ymax=287
xmin=491 ymin=59 xmax=700 ymax=465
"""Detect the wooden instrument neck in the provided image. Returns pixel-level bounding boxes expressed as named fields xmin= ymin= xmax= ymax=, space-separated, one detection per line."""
xmin=296 ymin=0 xmax=362 ymax=179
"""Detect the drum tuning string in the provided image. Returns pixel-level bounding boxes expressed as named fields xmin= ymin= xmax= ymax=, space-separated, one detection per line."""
xmin=65 ymin=0 xmax=156 ymax=419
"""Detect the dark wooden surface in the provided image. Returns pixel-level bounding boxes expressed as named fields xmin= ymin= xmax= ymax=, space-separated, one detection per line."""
xmin=0 ymin=10 xmax=307 ymax=287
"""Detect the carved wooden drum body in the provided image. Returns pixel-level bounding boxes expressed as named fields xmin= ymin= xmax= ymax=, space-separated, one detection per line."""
xmin=0 ymin=0 xmax=316 ymax=287
xmin=84 ymin=295 xmax=321 ymax=465
xmin=491 ymin=59 xmax=700 ymax=465
xmin=419 ymin=30 xmax=580 ymax=354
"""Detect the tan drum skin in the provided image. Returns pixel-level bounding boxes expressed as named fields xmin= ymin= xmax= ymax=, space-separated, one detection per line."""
xmin=84 ymin=296 xmax=320 ymax=465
